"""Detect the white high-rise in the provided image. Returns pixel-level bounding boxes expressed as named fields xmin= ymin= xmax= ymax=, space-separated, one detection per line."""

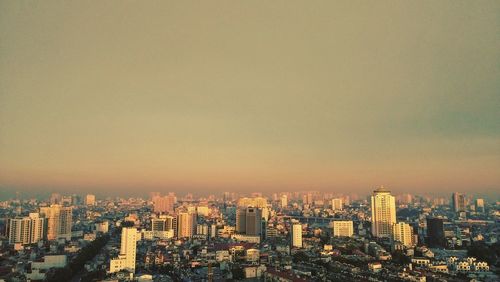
xmin=292 ymin=223 xmax=302 ymax=248
xmin=110 ymin=227 xmax=137 ymax=273
xmin=8 ymin=213 xmax=45 ymax=245
xmin=392 ymin=222 xmax=414 ymax=247
xmin=333 ymin=220 xmax=353 ymax=237
xmin=371 ymin=186 xmax=396 ymax=238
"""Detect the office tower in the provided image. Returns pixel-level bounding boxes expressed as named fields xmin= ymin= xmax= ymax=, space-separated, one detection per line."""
xmin=392 ymin=222 xmax=414 ymax=247
xmin=280 ymin=195 xmax=288 ymax=208
xmin=236 ymin=207 xmax=262 ymax=236
xmin=110 ymin=227 xmax=137 ymax=273
xmin=292 ymin=223 xmax=302 ymax=248
xmin=8 ymin=213 xmax=44 ymax=245
xmin=451 ymin=192 xmax=466 ymax=212
xmin=333 ymin=220 xmax=354 ymax=237
xmin=371 ymin=186 xmax=396 ymax=238
xmin=331 ymin=198 xmax=343 ymax=211
xmin=236 ymin=208 xmax=247 ymax=233
xmin=475 ymin=198 xmax=485 ymax=213
xmin=426 ymin=217 xmax=446 ymax=248
xmin=153 ymin=194 xmax=175 ymax=213
xmin=151 ymin=215 xmax=174 ymax=232
xmin=176 ymin=211 xmax=197 ymax=238
xmin=245 ymin=207 xmax=262 ymax=236
xmin=85 ymin=194 xmax=96 ymax=206
xmin=39 ymin=205 xmax=72 ymax=241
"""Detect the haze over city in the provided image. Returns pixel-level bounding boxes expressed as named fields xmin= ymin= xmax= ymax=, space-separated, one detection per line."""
xmin=0 ymin=2 xmax=499 ymax=282
xmin=1 ymin=1 xmax=499 ymax=198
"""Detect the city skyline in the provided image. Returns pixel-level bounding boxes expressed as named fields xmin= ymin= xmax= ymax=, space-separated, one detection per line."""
xmin=1 ymin=1 xmax=499 ymax=197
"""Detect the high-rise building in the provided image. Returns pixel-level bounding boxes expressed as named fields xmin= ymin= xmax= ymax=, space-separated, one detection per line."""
xmin=8 ymin=213 xmax=44 ymax=245
xmin=39 ymin=205 xmax=72 ymax=241
xmin=176 ymin=211 xmax=197 ymax=238
xmin=151 ymin=215 xmax=174 ymax=232
xmin=451 ymin=192 xmax=466 ymax=212
xmin=110 ymin=227 xmax=137 ymax=273
xmin=475 ymin=198 xmax=485 ymax=213
xmin=85 ymin=194 xmax=96 ymax=206
xmin=392 ymin=222 xmax=414 ymax=247
xmin=280 ymin=195 xmax=288 ymax=208
xmin=426 ymin=217 xmax=446 ymax=248
xmin=371 ymin=186 xmax=396 ymax=238
xmin=236 ymin=207 xmax=262 ymax=236
xmin=236 ymin=208 xmax=246 ymax=234
xmin=153 ymin=194 xmax=176 ymax=214
xmin=331 ymin=198 xmax=343 ymax=211
xmin=291 ymin=223 xmax=302 ymax=248
xmin=333 ymin=220 xmax=353 ymax=237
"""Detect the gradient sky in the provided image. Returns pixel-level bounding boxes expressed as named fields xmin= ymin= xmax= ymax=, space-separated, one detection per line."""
xmin=0 ymin=1 xmax=499 ymax=196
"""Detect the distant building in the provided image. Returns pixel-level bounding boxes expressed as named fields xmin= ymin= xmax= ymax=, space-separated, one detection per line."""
xmin=331 ymin=198 xmax=343 ymax=211
xmin=94 ymin=221 xmax=109 ymax=233
xmin=85 ymin=194 xmax=96 ymax=206
xmin=392 ymin=222 xmax=414 ymax=247
xmin=153 ymin=194 xmax=176 ymax=213
xmin=475 ymin=198 xmax=485 ymax=213
xmin=451 ymin=192 xmax=466 ymax=212
xmin=371 ymin=186 xmax=396 ymax=238
xmin=39 ymin=205 xmax=72 ymax=241
xmin=427 ymin=217 xmax=446 ymax=248
xmin=292 ymin=223 xmax=302 ymax=248
xmin=8 ymin=213 xmax=44 ymax=245
xmin=110 ymin=227 xmax=137 ymax=273
xmin=333 ymin=220 xmax=354 ymax=237
xmin=280 ymin=195 xmax=288 ymax=208
xmin=236 ymin=207 xmax=262 ymax=236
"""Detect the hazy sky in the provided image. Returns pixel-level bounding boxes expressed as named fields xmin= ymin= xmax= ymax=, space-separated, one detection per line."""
xmin=0 ymin=1 xmax=499 ymax=196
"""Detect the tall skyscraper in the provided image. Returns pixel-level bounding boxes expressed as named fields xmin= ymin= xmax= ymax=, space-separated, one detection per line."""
xmin=176 ymin=211 xmax=197 ymax=238
xmin=370 ymin=186 xmax=396 ymax=238
xmin=110 ymin=227 xmax=137 ymax=273
xmin=39 ymin=205 xmax=72 ymax=241
xmin=236 ymin=207 xmax=262 ymax=236
xmin=85 ymin=194 xmax=96 ymax=206
xmin=451 ymin=192 xmax=466 ymax=212
xmin=426 ymin=217 xmax=446 ymax=248
xmin=291 ymin=223 xmax=302 ymax=248
xmin=8 ymin=213 xmax=44 ymax=245
xmin=333 ymin=220 xmax=354 ymax=237
xmin=392 ymin=222 xmax=414 ymax=247
xmin=331 ymin=198 xmax=343 ymax=211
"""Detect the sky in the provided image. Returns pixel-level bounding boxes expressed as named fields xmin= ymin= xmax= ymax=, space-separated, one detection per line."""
xmin=0 ymin=1 xmax=499 ymax=197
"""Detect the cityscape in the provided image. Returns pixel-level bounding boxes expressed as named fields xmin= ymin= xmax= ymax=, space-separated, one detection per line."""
xmin=1 ymin=1 xmax=499 ymax=282
xmin=0 ymin=189 xmax=498 ymax=281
